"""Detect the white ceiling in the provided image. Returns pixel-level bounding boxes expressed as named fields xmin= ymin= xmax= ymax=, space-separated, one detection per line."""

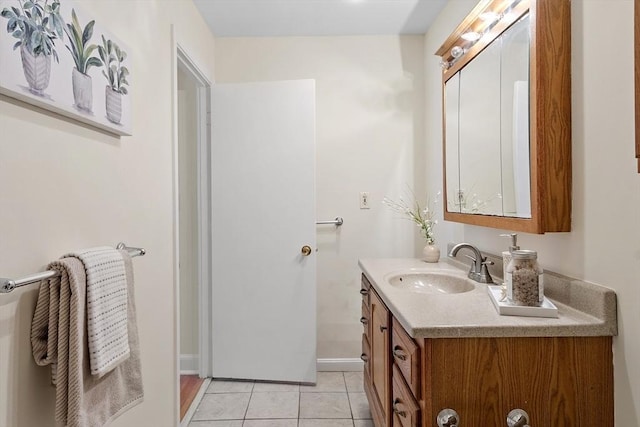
xmin=193 ymin=0 xmax=448 ymax=37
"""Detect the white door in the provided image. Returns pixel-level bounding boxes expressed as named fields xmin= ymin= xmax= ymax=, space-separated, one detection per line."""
xmin=211 ymin=80 xmax=316 ymax=383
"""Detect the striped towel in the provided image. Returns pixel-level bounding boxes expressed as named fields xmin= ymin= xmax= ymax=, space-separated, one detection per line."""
xmin=65 ymin=247 xmax=130 ymax=377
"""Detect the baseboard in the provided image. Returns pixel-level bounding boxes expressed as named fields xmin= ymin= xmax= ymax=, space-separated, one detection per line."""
xmin=316 ymin=358 xmax=364 ymax=372
xmin=180 ymin=354 xmax=199 ymax=374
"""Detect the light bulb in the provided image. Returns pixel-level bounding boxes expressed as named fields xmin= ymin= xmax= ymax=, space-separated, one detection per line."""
xmin=461 ymin=31 xmax=481 ymax=42
xmin=451 ymin=46 xmax=464 ymax=59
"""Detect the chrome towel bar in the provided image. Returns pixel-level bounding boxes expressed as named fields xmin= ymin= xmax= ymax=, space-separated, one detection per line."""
xmin=316 ymin=217 xmax=344 ymax=226
xmin=0 ymin=243 xmax=146 ymax=294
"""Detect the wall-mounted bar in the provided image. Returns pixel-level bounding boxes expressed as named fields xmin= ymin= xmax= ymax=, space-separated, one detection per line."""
xmin=316 ymin=217 xmax=344 ymax=226
xmin=0 ymin=242 xmax=146 ymax=294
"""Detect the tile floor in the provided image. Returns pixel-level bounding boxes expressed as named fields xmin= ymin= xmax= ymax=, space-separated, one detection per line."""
xmin=188 ymin=371 xmax=373 ymax=427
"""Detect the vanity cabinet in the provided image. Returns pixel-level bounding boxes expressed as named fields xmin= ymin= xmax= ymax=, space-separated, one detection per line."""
xmin=361 ymin=274 xmax=614 ymax=427
xmin=362 ymin=275 xmax=391 ymax=427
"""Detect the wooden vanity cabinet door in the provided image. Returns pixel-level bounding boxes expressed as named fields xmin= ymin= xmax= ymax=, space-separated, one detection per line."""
xmin=369 ymin=288 xmax=391 ymax=427
xmin=428 ymin=337 xmax=614 ymax=427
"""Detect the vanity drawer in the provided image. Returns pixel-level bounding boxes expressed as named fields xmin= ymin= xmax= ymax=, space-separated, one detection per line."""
xmin=392 ymin=364 xmax=420 ymax=427
xmin=392 ymin=318 xmax=420 ymax=397
xmin=361 ymin=300 xmax=370 ymax=333
xmin=361 ymin=333 xmax=370 ymax=377
xmin=361 ymin=274 xmax=371 ymax=305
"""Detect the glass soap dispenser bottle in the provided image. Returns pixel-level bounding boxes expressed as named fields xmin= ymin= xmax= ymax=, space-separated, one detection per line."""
xmin=500 ymin=233 xmax=519 ymax=284
xmin=506 ymin=250 xmax=544 ymax=306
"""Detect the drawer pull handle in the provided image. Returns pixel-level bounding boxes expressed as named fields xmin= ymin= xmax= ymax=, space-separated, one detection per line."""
xmin=379 ymin=325 xmax=388 ymax=332
xmin=360 ymin=353 xmax=369 ymax=362
xmin=393 ymin=346 xmax=407 ymax=361
xmin=360 ymin=317 xmax=368 ymax=325
xmin=393 ymin=398 xmax=407 ymax=418
xmin=359 ymin=289 xmax=369 ymax=295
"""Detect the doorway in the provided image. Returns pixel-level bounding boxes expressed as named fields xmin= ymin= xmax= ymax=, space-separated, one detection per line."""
xmin=174 ymin=44 xmax=212 ymax=423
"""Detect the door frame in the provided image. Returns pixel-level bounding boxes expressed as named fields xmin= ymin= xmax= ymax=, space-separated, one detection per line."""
xmin=171 ymin=26 xmax=213 ymax=422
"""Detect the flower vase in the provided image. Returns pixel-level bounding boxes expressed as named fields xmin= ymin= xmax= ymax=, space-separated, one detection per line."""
xmin=422 ymin=244 xmax=440 ymax=263
xmin=72 ymin=68 xmax=93 ymax=112
xmin=20 ymin=45 xmax=51 ymax=95
xmin=105 ymin=86 xmax=122 ymax=124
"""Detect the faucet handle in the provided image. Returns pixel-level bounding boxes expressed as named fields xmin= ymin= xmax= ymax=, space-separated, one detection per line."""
xmin=478 ymin=258 xmax=494 ymax=283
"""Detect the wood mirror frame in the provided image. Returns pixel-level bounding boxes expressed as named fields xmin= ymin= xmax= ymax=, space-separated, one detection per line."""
xmin=436 ymin=0 xmax=572 ymax=234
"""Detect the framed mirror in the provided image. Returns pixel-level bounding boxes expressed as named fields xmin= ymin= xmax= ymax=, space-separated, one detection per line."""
xmin=436 ymin=0 xmax=572 ymax=234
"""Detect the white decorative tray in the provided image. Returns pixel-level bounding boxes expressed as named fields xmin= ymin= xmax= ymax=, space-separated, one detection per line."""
xmin=488 ymin=286 xmax=558 ymax=318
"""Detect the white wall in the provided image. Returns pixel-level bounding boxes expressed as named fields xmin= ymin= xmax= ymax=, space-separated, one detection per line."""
xmin=425 ymin=0 xmax=640 ymax=424
xmin=214 ymin=36 xmax=425 ymax=359
xmin=0 ymin=1 xmax=215 ymax=426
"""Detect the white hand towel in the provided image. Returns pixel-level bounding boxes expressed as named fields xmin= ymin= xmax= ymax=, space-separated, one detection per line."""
xmin=65 ymin=246 xmax=130 ymax=376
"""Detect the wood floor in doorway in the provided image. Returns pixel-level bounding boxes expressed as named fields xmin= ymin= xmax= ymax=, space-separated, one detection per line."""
xmin=181 ymin=375 xmax=205 ymax=421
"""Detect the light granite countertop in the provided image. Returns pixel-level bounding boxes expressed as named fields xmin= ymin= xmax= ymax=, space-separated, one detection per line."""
xmin=358 ymin=258 xmax=617 ymax=339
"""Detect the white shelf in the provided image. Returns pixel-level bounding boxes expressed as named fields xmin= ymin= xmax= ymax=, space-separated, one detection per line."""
xmin=488 ymin=286 xmax=558 ymax=318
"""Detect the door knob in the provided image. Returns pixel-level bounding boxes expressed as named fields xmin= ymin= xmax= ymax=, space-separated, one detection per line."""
xmin=301 ymin=245 xmax=312 ymax=256
xmin=507 ymin=409 xmax=530 ymax=427
xmin=437 ymin=409 xmax=459 ymax=427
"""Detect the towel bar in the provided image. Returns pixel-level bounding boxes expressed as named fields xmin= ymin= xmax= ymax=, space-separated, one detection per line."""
xmin=316 ymin=217 xmax=344 ymax=226
xmin=0 ymin=243 xmax=146 ymax=294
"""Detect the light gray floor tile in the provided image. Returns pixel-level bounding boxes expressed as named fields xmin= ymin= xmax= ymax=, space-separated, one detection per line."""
xmin=300 ymin=372 xmax=346 ymax=393
xmin=299 ymin=392 xmax=352 ymax=419
xmin=343 ymin=372 xmax=364 ymax=393
xmin=207 ymin=380 xmax=255 ymax=393
xmin=245 ymin=392 xmax=299 ymax=419
xmin=348 ymin=393 xmax=371 ymax=419
xmin=299 ymin=419 xmax=354 ymax=427
xmin=353 ymin=420 xmax=374 ymax=427
xmin=192 ymin=393 xmax=250 ymax=421
xmin=190 ymin=421 xmax=244 ymax=427
xmin=252 ymin=382 xmax=300 ymax=392
xmin=243 ymin=420 xmax=298 ymax=427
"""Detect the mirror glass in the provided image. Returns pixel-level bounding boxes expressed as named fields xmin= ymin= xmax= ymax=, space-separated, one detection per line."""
xmin=445 ymin=13 xmax=530 ymax=217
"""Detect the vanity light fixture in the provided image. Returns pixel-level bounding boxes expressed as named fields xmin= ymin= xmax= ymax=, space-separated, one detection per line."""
xmin=461 ymin=31 xmax=481 ymax=41
xmin=451 ymin=46 xmax=465 ymax=59
xmin=479 ymin=11 xmax=499 ymax=23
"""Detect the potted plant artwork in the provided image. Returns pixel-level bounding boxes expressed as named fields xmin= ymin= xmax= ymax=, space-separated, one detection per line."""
xmin=98 ymin=35 xmax=128 ymax=124
xmin=64 ymin=8 xmax=101 ymax=112
xmin=1 ymin=0 xmax=64 ymax=95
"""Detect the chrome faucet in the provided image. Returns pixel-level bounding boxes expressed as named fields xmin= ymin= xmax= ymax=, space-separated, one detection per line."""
xmin=448 ymin=243 xmax=494 ymax=284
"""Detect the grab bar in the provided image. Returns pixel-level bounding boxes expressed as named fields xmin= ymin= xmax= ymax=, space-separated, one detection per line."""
xmin=316 ymin=217 xmax=344 ymax=226
xmin=0 ymin=242 xmax=146 ymax=294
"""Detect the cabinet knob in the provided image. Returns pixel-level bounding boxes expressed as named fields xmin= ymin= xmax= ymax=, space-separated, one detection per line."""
xmin=393 ymin=345 xmax=407 ymax=361
xmin=437 ymin=409 xmax=459 ymax=427
xmin=507 ymin=409 xmax=530 ymax=427
xmin=379 ymin=325 xmax=388 ymax=333
xmin=359 ymin=317 xmax=368 ymax=325
xmin=360 ymin=353 xmax=368 ymax=362
xmin=392 ymin=398 xmax=407 ymax=418
xmin=359 ymin=289 xmax=369 ymax=295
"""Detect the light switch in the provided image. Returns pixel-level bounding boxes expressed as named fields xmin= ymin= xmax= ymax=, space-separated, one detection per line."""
xmin=360 ymin=192 xmax=370 ymax=209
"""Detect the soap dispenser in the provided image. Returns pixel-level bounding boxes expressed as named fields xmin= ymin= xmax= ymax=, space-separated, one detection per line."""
xmin=500 ymin=233 xmax=519 ymax=283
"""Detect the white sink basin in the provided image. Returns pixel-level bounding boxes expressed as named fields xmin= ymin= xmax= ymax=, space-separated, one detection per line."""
xmin=386 ymin=271 xmax=475 ymax=294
